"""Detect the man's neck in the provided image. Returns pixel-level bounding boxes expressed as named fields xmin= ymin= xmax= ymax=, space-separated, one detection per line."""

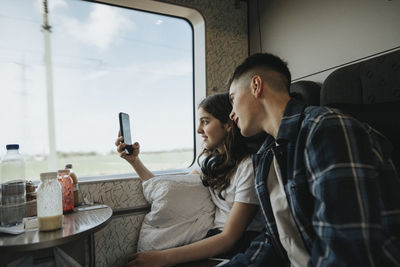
xmin=262 ymin=95 xmax=290 ymax=139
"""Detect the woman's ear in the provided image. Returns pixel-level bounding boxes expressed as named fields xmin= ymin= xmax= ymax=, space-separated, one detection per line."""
xmin=224 ymin=121 xmax=233 ymax=131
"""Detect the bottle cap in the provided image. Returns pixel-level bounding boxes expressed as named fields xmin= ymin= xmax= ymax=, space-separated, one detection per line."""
xmin=58 ymin=169 xmax=70 ymax=175
xmin=40 ymin=172 xmax=58 ymax=180
xmin=6 ymin=144 xmax=19 ymax=150
xmin=65 ymin=164 xmax=73 ymax=169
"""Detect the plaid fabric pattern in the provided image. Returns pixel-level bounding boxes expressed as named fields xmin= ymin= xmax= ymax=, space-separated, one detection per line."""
xmin=224 ymin=99 xmax=400 ymax=267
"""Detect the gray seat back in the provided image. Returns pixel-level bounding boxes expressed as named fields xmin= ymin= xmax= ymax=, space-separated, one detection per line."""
xmin=321 ymin=50 xmax=400 ymax=170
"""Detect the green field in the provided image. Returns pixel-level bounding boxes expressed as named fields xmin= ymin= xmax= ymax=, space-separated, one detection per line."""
xmin=24 ymin=149 xmax=195 ymax=180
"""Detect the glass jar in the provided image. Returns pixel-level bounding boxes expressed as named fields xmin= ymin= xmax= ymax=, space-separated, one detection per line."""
xmin=65 ymin=164 xmax=79 ymax=207
xmin=57 ymin=169 xmax=74 ymax=213
xmin=26 ymin=181 xmax=37 ymax=217
xmin=37 ymin=172 xmax=63 ymax=231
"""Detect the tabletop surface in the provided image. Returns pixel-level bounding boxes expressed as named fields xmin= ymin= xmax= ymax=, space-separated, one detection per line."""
xmin=0 ymin=205 xmax=112 ymax=251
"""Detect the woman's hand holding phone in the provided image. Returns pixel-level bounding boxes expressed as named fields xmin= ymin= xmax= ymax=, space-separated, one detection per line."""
xmin=115 ymin=132 xmax=155 ymax=181
xmin=115 ymin=132 xmax=140 ymax=165
xmin=116 ymin=112 xmax=155 ymax=180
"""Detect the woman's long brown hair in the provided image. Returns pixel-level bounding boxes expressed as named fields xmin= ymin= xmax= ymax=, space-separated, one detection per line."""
xmin=198 ymin=92 xmax=253 ymax=200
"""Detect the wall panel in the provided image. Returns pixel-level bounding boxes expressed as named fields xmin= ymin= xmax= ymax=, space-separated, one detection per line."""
xmin=249 ymin=0 xmax=400 ymax=82
xmin=160 ymin=0 xmax=248 ymax=94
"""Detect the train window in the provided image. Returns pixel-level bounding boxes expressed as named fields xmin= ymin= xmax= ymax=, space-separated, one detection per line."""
xmin=0 ymin=0 xmax=196 ymax=179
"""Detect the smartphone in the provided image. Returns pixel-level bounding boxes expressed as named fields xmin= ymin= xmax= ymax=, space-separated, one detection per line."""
xmin=119 ymin=112 xmax=134 ymax=155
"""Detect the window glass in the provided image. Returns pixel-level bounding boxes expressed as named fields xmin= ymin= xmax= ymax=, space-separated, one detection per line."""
xmin=0 ymin=0 xmax=194 ymax=179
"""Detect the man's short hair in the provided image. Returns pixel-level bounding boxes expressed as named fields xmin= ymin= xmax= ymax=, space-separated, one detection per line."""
xmin=228 ymin=53 xmax=291 ymax=92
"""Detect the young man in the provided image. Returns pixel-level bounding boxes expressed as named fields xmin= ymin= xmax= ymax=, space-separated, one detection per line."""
xmin=224 ymin=53 xmax=400 ymax=266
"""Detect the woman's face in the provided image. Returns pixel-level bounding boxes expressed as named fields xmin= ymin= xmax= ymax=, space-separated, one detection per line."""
xmin=197 ymin=107 xmax=230 ymax=150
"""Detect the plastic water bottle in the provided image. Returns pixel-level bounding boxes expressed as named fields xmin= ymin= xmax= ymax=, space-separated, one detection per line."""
xmin=0 ymin=144 xmax=26 ymax=227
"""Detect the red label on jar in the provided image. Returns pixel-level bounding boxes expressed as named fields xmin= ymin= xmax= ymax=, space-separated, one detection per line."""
xmin=58 ymin=175 xmax=74 ymax=213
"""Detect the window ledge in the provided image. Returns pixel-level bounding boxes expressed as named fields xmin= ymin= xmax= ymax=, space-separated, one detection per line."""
xmin=78 ymin=168 xmax=191 ymax=185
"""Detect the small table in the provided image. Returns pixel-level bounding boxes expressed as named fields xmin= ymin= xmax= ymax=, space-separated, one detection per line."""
xmin=0 ymin=205 xmax=112 ymax=266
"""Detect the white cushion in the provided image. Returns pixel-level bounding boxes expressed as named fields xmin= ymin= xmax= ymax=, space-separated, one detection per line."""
xmin=138 ymin=174 xmax=215 ymax=251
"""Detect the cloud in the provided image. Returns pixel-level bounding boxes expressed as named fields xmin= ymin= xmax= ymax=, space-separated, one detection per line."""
xmin=49 ymin=0 xmax=67 ymax=10
xmin=61 ymin=5 xmax=135 ymax=50
xmin=126 ymin=59 xmax=192 ymax=78
xmin=35 ymin=0 xmax=67 ymax=12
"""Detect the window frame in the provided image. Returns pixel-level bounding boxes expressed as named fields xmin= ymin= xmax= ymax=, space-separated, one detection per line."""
xmin=75 ymin=0 xmax=206 ymax=183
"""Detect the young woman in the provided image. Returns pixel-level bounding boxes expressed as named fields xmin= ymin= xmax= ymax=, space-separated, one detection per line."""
xmin=115 ymin=92 xmax=262 ymax=267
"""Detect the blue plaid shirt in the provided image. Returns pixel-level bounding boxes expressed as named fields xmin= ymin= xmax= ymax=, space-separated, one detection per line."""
xmin=224 ymin=99 xmax=400 ymax=266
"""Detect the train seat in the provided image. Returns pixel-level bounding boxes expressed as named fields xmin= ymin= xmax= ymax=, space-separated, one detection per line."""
xmin=290 ymin=80 xmax=321 ymax=106
xmin=320 ymin=50 xmax=400 ymax=171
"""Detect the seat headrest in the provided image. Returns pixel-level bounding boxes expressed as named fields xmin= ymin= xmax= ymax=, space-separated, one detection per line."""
xmin=321 ymin=49 xmax=400 ymax=170
xmin=321 ymin=50 xmax=400 ymax=105
xmin=290 ymin=80 xmax=321 ymax=106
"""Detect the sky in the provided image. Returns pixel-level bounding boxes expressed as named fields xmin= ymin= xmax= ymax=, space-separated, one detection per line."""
xmin=0 ymin=0 xmax=194 ymax=156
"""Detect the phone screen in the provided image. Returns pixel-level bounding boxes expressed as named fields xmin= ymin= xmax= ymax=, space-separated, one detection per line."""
xmin=119 ymin=112 xmax=133 ymax=154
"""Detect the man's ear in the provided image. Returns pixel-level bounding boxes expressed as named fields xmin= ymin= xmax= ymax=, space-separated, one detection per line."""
xmin=251 ymin=75 xmax=263 ymax=98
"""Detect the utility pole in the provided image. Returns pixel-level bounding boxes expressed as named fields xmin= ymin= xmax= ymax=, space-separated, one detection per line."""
xmin=15 ymin=55 xmax=29 ymax=148
xmin=42 ymin=0 xmax=57 ymax=170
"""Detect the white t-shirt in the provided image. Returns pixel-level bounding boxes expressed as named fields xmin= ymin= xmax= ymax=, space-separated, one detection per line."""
xmin=268 ymin=155 xmax=310 ymax=267
xmin=195 ymin=157 xmax=263 ymax=231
